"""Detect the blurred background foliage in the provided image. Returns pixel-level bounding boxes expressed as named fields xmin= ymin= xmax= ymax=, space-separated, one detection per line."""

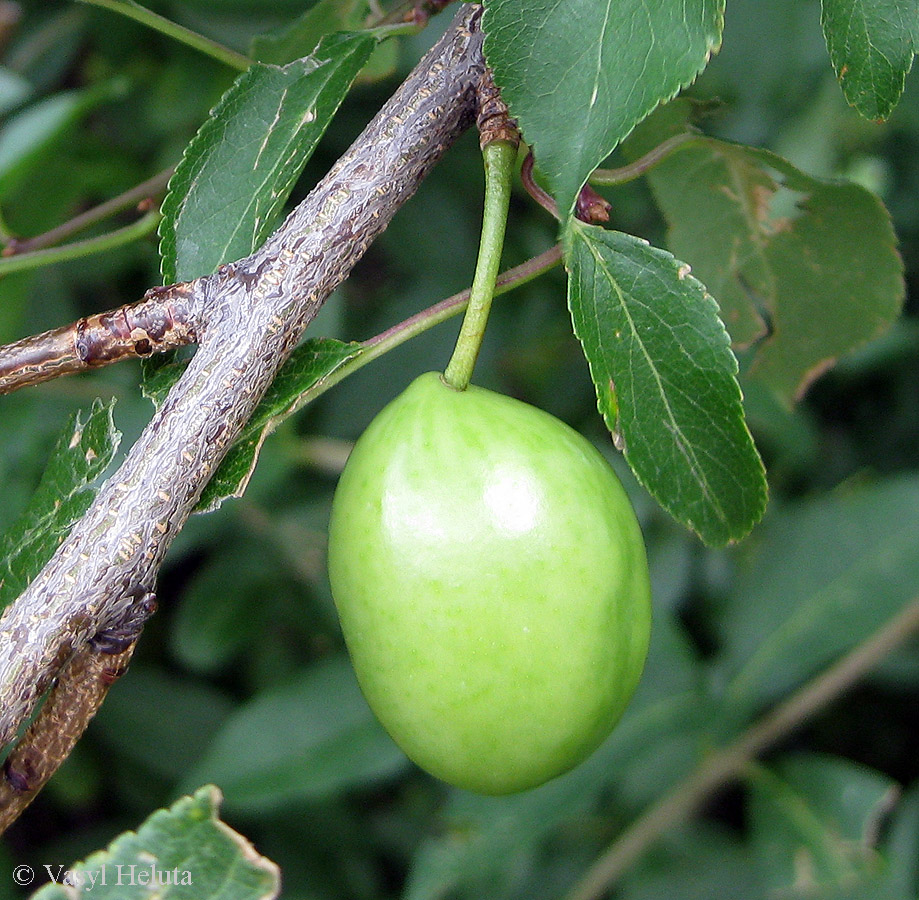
xmin=0 ymin=0 xmax=918 ymax=897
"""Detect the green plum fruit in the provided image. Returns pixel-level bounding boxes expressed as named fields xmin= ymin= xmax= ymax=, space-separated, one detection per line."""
xmin=327 ymin=372 xmax=651 ymax=794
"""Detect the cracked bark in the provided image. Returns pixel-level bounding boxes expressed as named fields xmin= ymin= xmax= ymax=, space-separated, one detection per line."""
xmin=0 ymin=4 xmax=485 ymax=754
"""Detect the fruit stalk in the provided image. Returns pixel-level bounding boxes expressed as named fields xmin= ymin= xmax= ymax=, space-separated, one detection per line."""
xmin=442 ymin=137 xmax=517 ymax=391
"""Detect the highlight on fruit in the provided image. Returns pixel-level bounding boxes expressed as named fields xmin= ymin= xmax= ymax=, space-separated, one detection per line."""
xmin=327 ymin=372 xmax=652 ymax=795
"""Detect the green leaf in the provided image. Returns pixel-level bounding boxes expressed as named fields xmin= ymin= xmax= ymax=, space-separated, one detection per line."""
xmin=182 ymin=656 xmax=407 ymax=813
xmin=29 ymin=786 xmax=279 ymax=900
xmin=715 ymin=475 xmax=919 ymax=723
xmin=566 ymin=222 xmax=767 ymax=546
xmin=159 ymin=30 xmax=376 ymax=284
xmin=748 ymin=754 xmax=895 ymax=893
xmin=169 ymin=539 xmax=269 ymax=674
xmin=0 ymin=399 xmax=120 ymax=613
xmin=625 ymin=101 xmax=905 ymax=402
xmin=482 ymin=0 xmax=724 ymax=220
xmin=821 ymin=0 xmax=919 ymax=120
xmin=197 ymin=337 xmax=361 ymax=511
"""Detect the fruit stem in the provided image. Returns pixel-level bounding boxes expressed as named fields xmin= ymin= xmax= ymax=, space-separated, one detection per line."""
xmin=442 ymin=139 xmax=516 ymax=391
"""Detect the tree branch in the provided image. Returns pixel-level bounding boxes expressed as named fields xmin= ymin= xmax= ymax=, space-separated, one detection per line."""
xmin=0 ymin=282 xmax=196 ymax=394
xmin=1 ymin=166 xmax=173 ymax=257
xmin=0 ymin=3 xmax=485 ymax=752
xmin=0 ymin=589 xmax=155 ymax=835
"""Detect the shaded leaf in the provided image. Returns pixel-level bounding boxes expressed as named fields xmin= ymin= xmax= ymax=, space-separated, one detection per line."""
xmin=169 ymin=541 xmax=269 ymax=674
xmin=715 ymin=475 xmax=919 ymax=723
xmin=620 ymin=827 xmax=762 ymax=900
xmin=197 ymin=337 xmax=361 ymax=511
xmin=182 ymin=656 xmax=407 ymax=813
xmin=142 ymin=339 xmax=361 ymax=512
xmin=30 ymin=786 xmax=279 ymax=900
xmin=159 ymin=31 xmax=376 ymax=284
xmin=748 ymin=754 xmax=895 ymax=893
xmin=482 ymin=0 xmax=724 ymax=220
xmin=566 ymin=222 xmax=766 ymax=546
xmin=625 ymin=101 xmax=905 ymax=403
xmin=0 ymin=399 xmax=120 ymax=612
xmin=821 ymin=0 xmax=919 ymax=120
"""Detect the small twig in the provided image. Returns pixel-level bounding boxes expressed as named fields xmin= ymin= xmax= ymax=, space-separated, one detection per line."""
xmin=3 ymin=167 xmax=174 ymax=256
xmin=0 ymin=209 xmax=160 ymax=277
xmin=520 ymin=151 xmax=559 ymax=219
xmin=565 ymin=596 xmax=919 ymax=900
xmin=590 ymin=132 xmax=698 ymax=186
xmin=77 ymin=0 xmax=251 ymax=71
xmin=0 ymin=281 xmax=196 ymax=395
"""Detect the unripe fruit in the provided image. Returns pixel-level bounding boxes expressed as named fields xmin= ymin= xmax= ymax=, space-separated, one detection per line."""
xmin=327 ymin=372 xmax=651 ymax=794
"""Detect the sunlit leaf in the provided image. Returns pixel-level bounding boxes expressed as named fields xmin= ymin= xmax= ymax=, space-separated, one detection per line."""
xmin=30 ymin=786 xmax=279 ymax=900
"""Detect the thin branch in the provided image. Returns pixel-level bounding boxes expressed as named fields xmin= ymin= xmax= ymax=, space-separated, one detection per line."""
xmin=77 ymin=0 xmax=251 ymax=71
xmin=0 ymin=281 xmax=196 ymax=395
xmin=590 ymin=132 xmax=699 ymax=186
xmin=565 ymin=596 xmax=919 ymax=900
xmin=0 ymin=3 xmax=486 ymax=754
xmin=3 ymin=167 xmax=173 ymax=256
xmin=0 ymin=209 xmax=160 ymax=278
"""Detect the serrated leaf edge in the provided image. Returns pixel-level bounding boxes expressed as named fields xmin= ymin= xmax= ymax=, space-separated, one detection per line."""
xmin=566 ymin=222 xmax=767 ymax=545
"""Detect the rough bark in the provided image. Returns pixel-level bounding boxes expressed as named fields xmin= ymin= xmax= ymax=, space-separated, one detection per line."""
xmin=0 ymin=3 xmax=485 ymax=750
